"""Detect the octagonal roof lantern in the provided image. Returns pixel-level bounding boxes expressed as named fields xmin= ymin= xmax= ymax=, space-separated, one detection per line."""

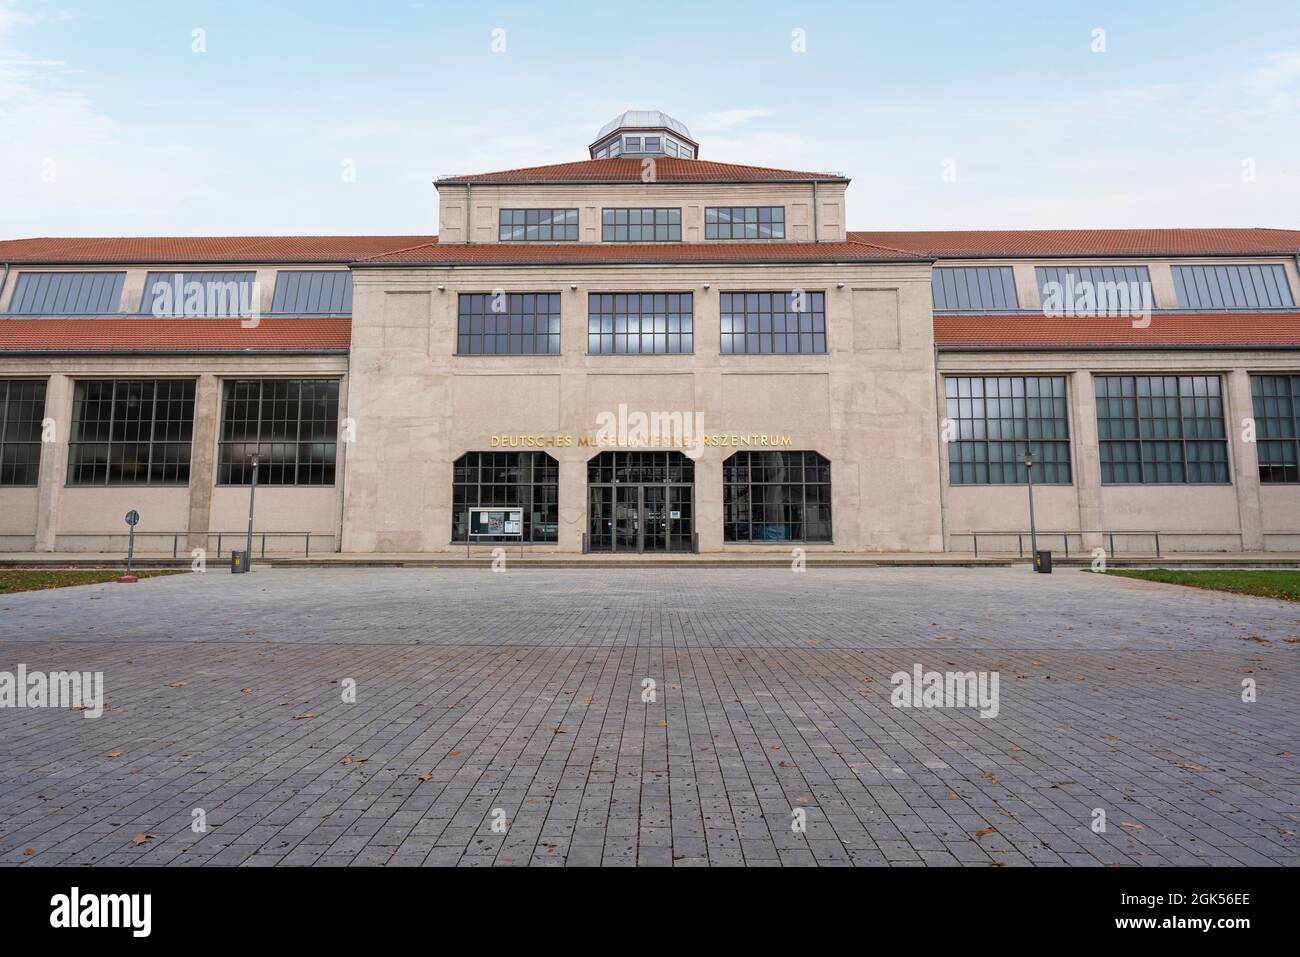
xmin=589 ymin=109 xmax=700 ymax=160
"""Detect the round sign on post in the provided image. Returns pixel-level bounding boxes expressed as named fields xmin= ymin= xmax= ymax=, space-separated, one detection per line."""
xmin=119 ymin=510 xmax=140 ymax=583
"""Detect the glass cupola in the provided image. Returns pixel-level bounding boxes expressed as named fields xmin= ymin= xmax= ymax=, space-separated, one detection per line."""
xmin=589 ymin=110 xmax=699 ymax=160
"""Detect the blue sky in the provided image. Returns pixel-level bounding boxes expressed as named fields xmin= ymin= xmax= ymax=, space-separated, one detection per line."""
xmin=2 ymin=0 xmax=1299 ymax=236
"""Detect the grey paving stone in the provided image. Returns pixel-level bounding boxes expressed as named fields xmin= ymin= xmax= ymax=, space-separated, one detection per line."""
xmin=0 ymin=566 xmax=1295 ymax=868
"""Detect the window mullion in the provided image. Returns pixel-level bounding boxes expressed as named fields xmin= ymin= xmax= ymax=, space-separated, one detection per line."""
xmin=148 ymin=381 xmax=159 ymax=486
xmin=105 ymin=381 xmax=117 ymax=486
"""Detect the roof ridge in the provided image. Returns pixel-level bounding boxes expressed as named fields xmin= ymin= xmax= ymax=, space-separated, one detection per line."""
xmin=353 ymin=238 xmax=444 ymax=263
xmin=844 ymin=236 xmax=931 ymax=259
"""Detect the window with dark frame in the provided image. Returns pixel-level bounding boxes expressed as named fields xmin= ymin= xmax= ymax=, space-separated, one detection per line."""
xmin=217 ymin=379 xmax=339 ymax=486
xmin=587 ymin=292 xmax=693 ymax=354
xmin=452 ymin=451 xmax=558 ymax=543
xmin=67 ymin=379 xmax=195 ymax=486
xmin=458 ymin=293 xmax=562 ymax=355
xmin=601 ymin=208 xmax=681 ymax=242
xmin=723 ymin=451 xmax=832 ymax=543
xmin=932 ymin=266 xmax=1019 ymax=312
xmin=498 ymin=209 xmax=579 ymax=242
xmin=0 ymin=380 xmax=47 ymax=486
xmin=5 ymin=272 xmax=125 ymax=315
xmin=1251 ymin=374 xmax=1300 ymax=483
xmin=140 ymin=271 xmax=257 ymax=317
xmin=945 ymin=376 xmax=1072 ymax=485
xmin=1173 ymin=264 xmax=1295 ymax=310
xmin=721 ymin=291 xmax=825 ymax=354
xmin=705 ymin=207 xmax=786 ymax=240
xmin=1095 ymin=375 xmax=1229 ymax=484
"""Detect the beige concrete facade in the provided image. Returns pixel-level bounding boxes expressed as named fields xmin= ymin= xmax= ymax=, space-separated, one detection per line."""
xmin=2 ymin=116 xmax=1298 ymax=557
xmin=339 ymin=260 xmax=942 ymax=553
xmin=0 ymin=354 xmax=346 ymax=554
xmin=436 ymin=182 xmax=847 ymax=244
xmin=935 ymin=350 xmax=1300 ymax=555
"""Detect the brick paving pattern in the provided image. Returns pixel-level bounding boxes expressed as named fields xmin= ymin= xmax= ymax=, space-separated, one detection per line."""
xmin=0 ymin=566 xmax=1297 ymax=867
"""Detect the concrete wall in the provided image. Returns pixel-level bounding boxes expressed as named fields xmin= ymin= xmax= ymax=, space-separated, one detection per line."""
xmin=936 ymin=351 xmax=1300 ymax=553
xmin=0 ymin=355 xmax=348 ymax=554
xmin=436 ymin=182 xmax=848 ymax=244
xmin=342 ymin=261 xmax=944 ymax=554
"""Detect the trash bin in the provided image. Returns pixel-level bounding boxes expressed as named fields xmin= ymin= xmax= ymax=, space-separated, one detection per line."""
xmin=230 ymin=550 xmax=250 ymax=574
xmin=1034 ymin=549 xmax=1052 ymax=574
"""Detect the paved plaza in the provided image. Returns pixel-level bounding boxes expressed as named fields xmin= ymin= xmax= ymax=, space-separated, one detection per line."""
xmin=0 ymin=566 xmax=1297 ymax=867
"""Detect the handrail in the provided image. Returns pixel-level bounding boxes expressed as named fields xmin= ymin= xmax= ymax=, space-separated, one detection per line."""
xmin=53 ymin=531 xmax=330 ymax=558
xmin=951 ymin=529 xmax=1250 ymax=559
xmin=951 ymin=529 xmax=1162 ymax=559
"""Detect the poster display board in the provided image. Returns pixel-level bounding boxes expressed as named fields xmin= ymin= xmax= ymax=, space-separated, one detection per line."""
xmin=468 ymin=508 xmax=524 ymax=537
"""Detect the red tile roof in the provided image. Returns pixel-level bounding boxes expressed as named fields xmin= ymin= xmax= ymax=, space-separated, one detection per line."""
xmin=0 ymin=317 xmax=350 ymax=353
xmin=436 ymin=157 xmax=847 ymax=185
xmin=0 ymin=236 xmax=437 ymax=264
xmin=849 ymin=229 xmax=1300 ymax=258
xmin=357 ymin=238 xmax=924 ymax=265
xmin=934 ymin=312 xmax=1300 ymax=350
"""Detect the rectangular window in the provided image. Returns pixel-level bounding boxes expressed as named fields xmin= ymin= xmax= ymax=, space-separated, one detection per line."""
xmin=588 ymin=292 xmax=693 ymax=354
xmin=1173 ymin=264 xmax=1294 ymax=309
xmin=217 ymin=379 xmax=339 ymax=486
xmin=1036 ymin=265 xmax=1152 ymax=309
xmin=705 ymin=207 xmax=786 ymax=240
xmin=644 ymin=136 xmax=661 ymax=152
xmin=67 ymin=380 xmax=195 ymax=486
xmin=497 ymin=209 xmax=579 ymax=242
xmin=946 ymin=376 xmax=1072 ymax=484
xmin=458 ymin=293 xmax=561 ymax=355
xmin=932 ymin=266 xmax=1019 ymax=311
xmin=624 ymin=136 xmax=641 ymax=152
xmin=453 ymin=451 xmax=558 ymax=543
xmin=1095 ymin=375 xmax=1229 ymax=484
xmin=721 ymin=291 xmax=825 ymax=354
xmin=140 ymin=271 xmax=257 ymax=317
xmin=724 ymin=451 xmax=832 ymax=543
xmin=0 ymin=380 xmax=47 ymax=486
xmin=601 ymin=208 xmax=681 ymax=242
xmin=1251 ymin=374 xmax=1300 ymax=483
xmin=270 ymin=271 xmax=352 ymax=314
xmin=6 ymin=272 xmax=126 ymax=315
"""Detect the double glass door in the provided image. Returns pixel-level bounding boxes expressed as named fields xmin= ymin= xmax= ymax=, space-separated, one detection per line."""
xmin=588 ymin=451 xmax=695 ymax=553
xmin=590 ymin=483 xmax=693 ymax=552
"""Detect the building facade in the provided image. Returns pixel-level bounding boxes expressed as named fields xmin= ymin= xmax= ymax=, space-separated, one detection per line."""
xmin=1 ymin=111 xmax=1298 ymax=556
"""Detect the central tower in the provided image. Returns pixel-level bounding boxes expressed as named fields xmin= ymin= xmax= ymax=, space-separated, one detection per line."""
xmin=588 ymin=109 xmax=699 ymax=159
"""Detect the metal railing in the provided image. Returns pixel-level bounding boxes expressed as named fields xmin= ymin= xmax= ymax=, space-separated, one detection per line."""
xmin=951 ymin=529 xmax=1165 ymax=559
xmin=53 ymin=531 xmax=330 ymax=558
xmin=951 ymin=529 xmax=1267 ymax=558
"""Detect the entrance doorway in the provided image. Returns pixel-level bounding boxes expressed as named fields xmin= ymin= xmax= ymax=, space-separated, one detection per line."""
xmin=587 ymin=451 xmax=694 ymax=552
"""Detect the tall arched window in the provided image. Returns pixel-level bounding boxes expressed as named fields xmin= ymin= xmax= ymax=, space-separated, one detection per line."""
xmin=723 ymin=451 xmax=831 ymax=542
xmin=452 ymin=451 xmax=558 ymax=543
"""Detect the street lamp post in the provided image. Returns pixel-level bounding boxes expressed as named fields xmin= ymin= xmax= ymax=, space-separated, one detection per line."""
xmin=245 ymin=450 xmax=260 ymax=570
xmin=1024 ymin=447 xmax=1038 ymax=569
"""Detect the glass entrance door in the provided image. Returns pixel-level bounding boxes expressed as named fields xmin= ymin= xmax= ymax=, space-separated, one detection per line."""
xmin=614 ymin=485 xmax=639 ymax=551
xmin=587 ymin=452 xmax=696 ymax=553
xmin=643 ymin=486 xmax=667 ymax=551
